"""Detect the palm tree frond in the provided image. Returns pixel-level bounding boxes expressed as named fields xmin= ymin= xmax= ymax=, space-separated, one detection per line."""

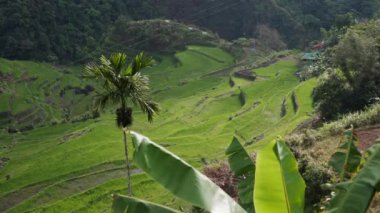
xmin=94 ymin=94 xmax=109 ymax=112
xmin=110 ymin=52 xmax=128 ymax=74
xmin=94 ymin=90 xmax=120 ymax=111
xmin=84 ymin=63 xmax=103 ymax=79
xmin=145 ymin=101 xmax=160 ymax=122
xmin=100 ymin=55 xmax=111 ymax=67
xmin=130 ymin=52 xmax=154 ymax=75
xmin=87 ymin=51 xmax=159 ymax=124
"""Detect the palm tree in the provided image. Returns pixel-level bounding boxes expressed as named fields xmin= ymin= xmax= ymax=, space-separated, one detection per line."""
xmin=84 ymin=52 xmax=159 ymax=195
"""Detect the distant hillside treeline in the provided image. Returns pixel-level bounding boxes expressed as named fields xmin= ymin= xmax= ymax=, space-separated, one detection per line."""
xmin=0 ymin=0 xmax=129 ymax=63
xmin=150 ymin=0 xmax=380 ymax=45
xmin=1 ymin=0 xmax=380 ymax=63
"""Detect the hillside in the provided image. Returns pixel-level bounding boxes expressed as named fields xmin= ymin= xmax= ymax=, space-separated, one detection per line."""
xmin=2 ymin=0 xmax=380 ymax=62
xmin=103 ymin=19 xmax=224 ymax=55
xmin=0 ymin=46 xmax=316 ymax=212
xmin=0 ymin=59 xmax=96 ymax=133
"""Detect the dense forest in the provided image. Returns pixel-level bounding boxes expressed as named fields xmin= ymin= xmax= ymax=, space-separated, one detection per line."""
xmin=1 ymin=0 xmax=380 ymax=63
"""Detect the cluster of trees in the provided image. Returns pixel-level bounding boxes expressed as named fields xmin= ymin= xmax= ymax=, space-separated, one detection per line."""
xmin=103 ymin=18 xmax=221 ymax=55
xmin=313 ymin=20 xmax=380 ymax=120
xmin=127 ymin=0 xmax=380 ymax=47
xmin=0 ymin=0 xmax=129 ymax=63
xmin=1 ymin=0 xmax=380 ymax=63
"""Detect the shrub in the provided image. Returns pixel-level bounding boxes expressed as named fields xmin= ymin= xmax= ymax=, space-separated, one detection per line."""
xmin=202 ymin=162 xmax=238 ymax=200
xmin=301 ymin=161 xmax=332 ymax=209
xmin=287 ymin=140 xmax=333 ymax=209
xmin=281 ymin=97 xmax=287 ymax=117
xmin=229 ymin=76 xmax=235 ymax=88
xmin=313 ymin=22 xmax=380 ymax=120
xmin=291 ymin=91 xmax=299 ymax=113
xmin=321 ymin=104 xmax=380 ymax=135
xmin=239 ymin=89 xmax=246 ymax=106
xmin=286 ymin=129 xmax=321 ymax=148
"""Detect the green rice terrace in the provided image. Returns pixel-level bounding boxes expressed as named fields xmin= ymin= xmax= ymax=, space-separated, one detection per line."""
xmin=0 ymin=45 xmax=316 ymax=212
xmin=2 ymin=1 xmax=380 ymax=212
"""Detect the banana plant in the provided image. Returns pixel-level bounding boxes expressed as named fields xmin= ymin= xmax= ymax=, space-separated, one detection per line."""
xmin=123 ymin=132 xmax=245 ymax=213
xmin=113 ymin=132 xmax=305 ymax=213
xmin=225 ymin=137 xmax=255 ymax=213
xmin=113 ymin=195 xmax=180 ymax=213
xmin=328 ymin=140 xmax=380 ymax=212
xmin=329 ymin=128 xmax=361 ymax=179
xmin=254 ymin=139 xmax=305 ymax=213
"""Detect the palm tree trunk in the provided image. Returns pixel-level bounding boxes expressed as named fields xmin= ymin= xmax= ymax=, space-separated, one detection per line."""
xmin=123 ymin=128 xmax=132 ymax=195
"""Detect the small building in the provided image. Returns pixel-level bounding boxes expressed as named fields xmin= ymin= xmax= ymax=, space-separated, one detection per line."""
xmin=234 ymin=70 xmax=257 ymax=81
xmin=312 ymin=41 xmax=326 ymax=50
xmin=301 ymin=52 xmax=319 ymax=62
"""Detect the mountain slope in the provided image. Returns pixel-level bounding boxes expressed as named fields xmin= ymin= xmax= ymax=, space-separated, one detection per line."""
xmin=0 ymin=46 xmax=316 ymax=212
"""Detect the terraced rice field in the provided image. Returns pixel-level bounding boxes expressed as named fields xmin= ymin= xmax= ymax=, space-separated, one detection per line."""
xmin=0 ymin=46 xmax=316 ymax=212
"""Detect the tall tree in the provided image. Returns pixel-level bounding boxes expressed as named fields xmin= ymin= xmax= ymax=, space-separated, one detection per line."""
xmin=85 ymin=52 xmax=159 ymax=195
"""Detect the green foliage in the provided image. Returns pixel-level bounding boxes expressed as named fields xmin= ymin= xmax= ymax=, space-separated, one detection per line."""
xmin=85 ymin=52 xmax=159 ymax=125
xmin=329 ymin=129 xmax=362 ymax=179
xmin=301 ymin=162 xmax=332 ymax=209
xmin=328 ymin=141 xmax=380 ymax=212
xmin=225 ymin=137 xmax=255 ymax=213
xmin=281 ymin=97 xmax=287 ymax=117
xmin=239 ymin=89 xmax=246 ymax=106
xmin=334 ymin=13 xmax=356 ymax=29
xmin=104 ymin=19 xmax=220 ymax=55
xmin=229 ymin=76 xmax=235 ymax=88
xmin=0 ymin=0 xmax=129 ymax=63
xmin=130 ymin=131 xmax=246 ymax=213
xmin=112 ymin=132 xmax=306 ymax=213
xmin=313 ymin=21 xmax=380 ymax=120
xmin=321 ymin=104 xmax=380 ymax=136
xmin=0 ymin=49 xmax=317 ymax=211
xmin=2 ymin=1 xmax=380 ymax=62
xmin=112 ymin=195 xmax=180 ymax=213
xmin=254 ymin=139 xmax=306 ymax=213
xmin=291 ymin=92 xmax=299 ymax=113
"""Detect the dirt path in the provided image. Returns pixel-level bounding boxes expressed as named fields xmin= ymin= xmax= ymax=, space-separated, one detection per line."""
xmin=355 ymin=127 xmax=380 ymax=151
xmin=0 ymin=167 xmax=142 ymax=212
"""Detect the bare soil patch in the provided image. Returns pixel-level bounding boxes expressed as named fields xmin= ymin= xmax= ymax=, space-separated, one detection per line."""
xmin=354 ymin=127 xmax=380 ymax=151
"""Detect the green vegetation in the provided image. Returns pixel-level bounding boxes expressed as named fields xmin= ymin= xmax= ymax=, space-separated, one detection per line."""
xmin=329 ymin=129 xmax=362 ymax=179
xmin=0 ymin=46 xmax=316 ymax=212
xmin=85 ymin=52 xmax=159 ymax=195
xmin=313 ymin=21 xmax=380 ymax=120
xmin=104 ymin=19 xmax=222 ymax=55
xmin=2 ymin=2 xmax=380 ymax=212
xmin=128 ymin=132 xmax=245 ymax=213
xmin=111 ymin=129 xmax=380 ymax=213
xmin=327 ymin=129 xmax=380 ymax=212
xmin=225 ymin=138 xmax=255 ymax=212
xmin=113 ymin=133 xmax=305 ymax=213
xmin=2 ymin=1 xmax=380 ymax=62
xmin=0 ymin=1 xmax=129 ymax=62
xmin=321 ymin=104 xmax=380 ymax=136
xmin=0 ymin=59 xmax=95 ymax=131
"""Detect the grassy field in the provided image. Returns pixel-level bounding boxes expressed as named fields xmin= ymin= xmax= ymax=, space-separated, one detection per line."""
xmin=0 ymin=46 xmax=316 ymax=212
xmin=0 ymin=59 xmax=94 ymax=131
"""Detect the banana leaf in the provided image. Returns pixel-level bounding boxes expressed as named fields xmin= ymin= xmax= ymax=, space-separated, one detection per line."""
xmin=130 ymin=131 xmax=246 ymax=213
xmin=112 ymin=194 xmax=180 ymax=213
xmin=328 ymin=141 xmax=380 ymax=212
xmin=225 ymin=137 xmax=255 ymax=213
xmin=254 ymin=139 xmax=305 ymax=213
xmin=329 ymin=129 xmax=361 ymax=179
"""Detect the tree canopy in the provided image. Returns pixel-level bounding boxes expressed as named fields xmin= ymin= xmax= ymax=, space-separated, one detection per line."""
xmin=1 ymin=0 xmax=380 ymax=63
xmin=313 ymin=20 xmax=380 ymax=120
